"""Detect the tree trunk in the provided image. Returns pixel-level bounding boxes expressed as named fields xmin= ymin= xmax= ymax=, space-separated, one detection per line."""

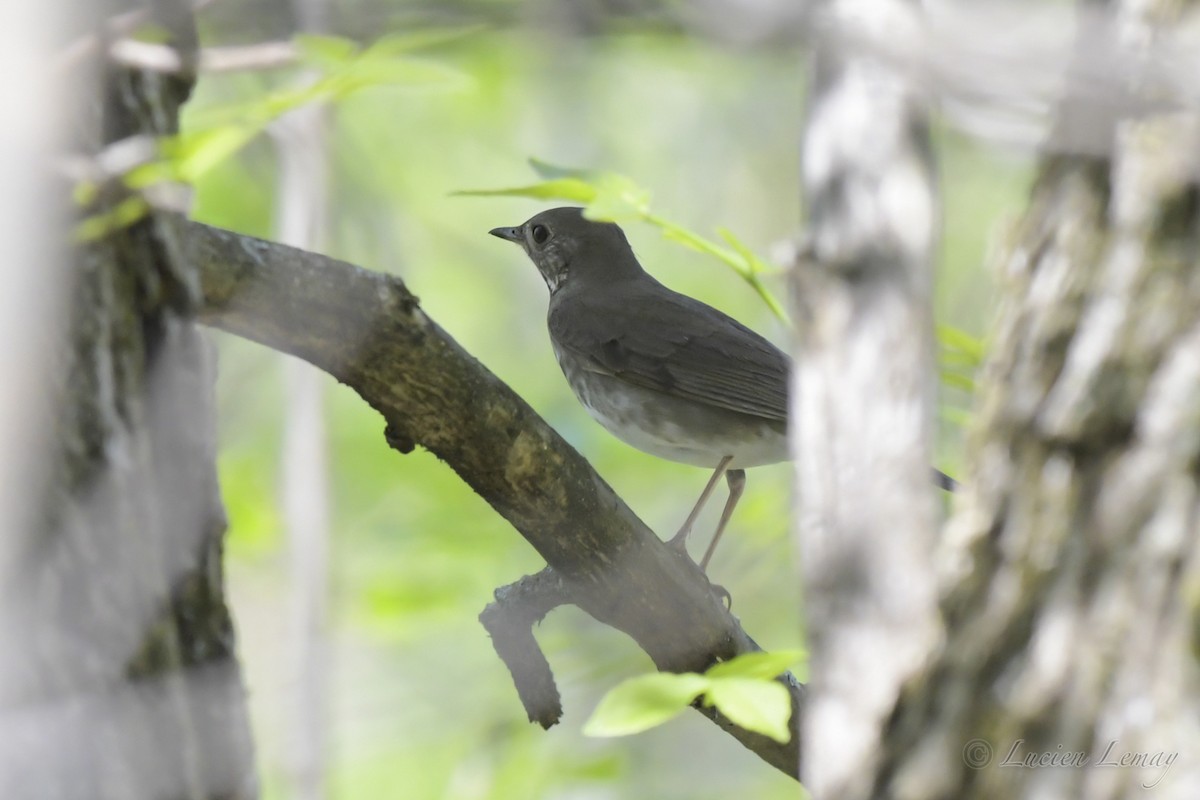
xmin=877 ymin=122 xmax=1200 ymax=800
xmin=794 ymin=0 xmax=940 ymax=794
xmin=795 ymin=1 xmax=1200 ymax=797
xmin=0 ymin=5 xmax=257 ymax=798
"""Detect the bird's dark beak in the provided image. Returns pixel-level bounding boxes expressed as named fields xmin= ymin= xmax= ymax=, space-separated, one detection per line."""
xmin=489 ymin=226 xmax=523 ymax=243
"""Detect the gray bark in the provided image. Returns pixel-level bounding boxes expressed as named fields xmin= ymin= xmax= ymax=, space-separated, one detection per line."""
xmin=795 ymin=1 xmax=1200 ymax=798
xmin=794 ymin=0 xmax=940 ymax=795
xmin=878 ymin=103 xmax=1200 ymax=800
xmin=0 ymin=5 xmax=256 ymax=798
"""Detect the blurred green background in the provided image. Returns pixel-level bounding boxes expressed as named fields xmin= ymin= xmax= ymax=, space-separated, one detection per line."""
xmin=187 ymin=6 xmax=1030 ymax=798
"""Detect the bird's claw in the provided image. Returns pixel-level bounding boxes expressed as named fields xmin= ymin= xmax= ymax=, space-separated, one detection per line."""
xmin=667 ymin=528 xmax=691 ymax=550
xmin=665 ymin=531 xmax=729 ymax=606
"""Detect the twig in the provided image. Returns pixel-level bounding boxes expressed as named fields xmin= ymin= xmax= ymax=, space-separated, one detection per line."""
xmin=478 ymin=568 xmax=573 ymax=728
xmin=109 ymin=40 xmax=298 ymax=74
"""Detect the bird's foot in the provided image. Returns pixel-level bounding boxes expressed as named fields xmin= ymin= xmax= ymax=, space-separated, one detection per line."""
xmin=668 ymin=528 xmax=728 ymax=603
xmin=667 ymin=526 xmax=692 ymax=551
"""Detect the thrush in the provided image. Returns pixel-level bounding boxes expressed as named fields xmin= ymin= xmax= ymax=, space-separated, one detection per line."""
xmin=490 ymin=206 xmax=798 ymax=572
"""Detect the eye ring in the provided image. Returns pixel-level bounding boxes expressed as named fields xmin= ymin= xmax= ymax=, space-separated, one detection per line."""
xmin=531 ymin=224 xmax=550 ymax=245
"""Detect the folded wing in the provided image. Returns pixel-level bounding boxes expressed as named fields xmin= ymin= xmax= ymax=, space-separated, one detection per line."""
xmin=549 ymin=280 xmax=790 ymax=423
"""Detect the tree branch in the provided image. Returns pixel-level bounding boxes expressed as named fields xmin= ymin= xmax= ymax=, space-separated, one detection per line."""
xmin=479 ymin=567 xmax=572 ymax=729
xmin=184 ymin=217 xmax=803 ymax=779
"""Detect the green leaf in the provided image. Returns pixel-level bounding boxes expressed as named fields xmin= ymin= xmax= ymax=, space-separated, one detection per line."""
xmin=294 ymin=34 xmax=361 ymax=68
xmin=527 ymin=158 xmax=599 ymax=182
xmin=936 ymin=324 xmax=985 ymax=395
xmin=73 ymin=195 xmax=151 ymax=243
xmin=717 ymin=227 xmax=772 ymax=275
xmin=341 ymin=57 xmax=467 ymax=93
xmin=455 ymin=178 xmax=598 ymax=204
xmin=940 ymin=406 xmax=973 ymax=428
xmin=583 ymin=672 xmax=710 ymax=738
xmin=937 ymin=324 xmax=986 ymax=364
xmin=162 ymin=125 xmax=260 ymax=184
xmin=657 ymin=220 xmax=738 ymax=263
xmin=939 ymin=352 xmax=979 ymax=368
xmin=363 ymin=26 xmax=486 ymax=57
xmin=462 ymin=160 xmax=788 ymax=322
xmin=162 ymin=32 xmax=465 ymax=188
xmin=705 ymin=649 xmax=806 ymax=680
xmin=123 ymin=160 xmax=177 ymax=191
xmin=261 ymin=82 xmax=327 ymax=119
xmin=72 ymin=180 xmax=99 ymax=206
xmin=703 ymin=676 xmax=793 ymax=744
xmin=939 ymin=370 xmax=976 ymax=393
xmin=583 ymin=174 xmax=651 ymax=222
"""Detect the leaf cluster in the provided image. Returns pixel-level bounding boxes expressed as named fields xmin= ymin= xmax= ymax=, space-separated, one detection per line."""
xmin=583 ymin=649 xmax=806 ymax=744
xmin=75 ymin=30 xmax=474 ymax=242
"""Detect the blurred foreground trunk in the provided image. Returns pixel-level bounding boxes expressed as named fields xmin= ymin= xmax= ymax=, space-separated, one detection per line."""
xmin=794 ymin=0 xmax=940 ymax=793
xmin=0 ymin=4 xmax=257 ymax=798
xmin=875 ymin=110 xmax=1200 ymax=800
xmin=795 ymin=1 xmax=1200 ymax=798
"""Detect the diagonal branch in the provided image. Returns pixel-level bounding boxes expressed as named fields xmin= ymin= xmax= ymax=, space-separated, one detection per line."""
xmin=182 ymin=216 xmax=804 ymax=779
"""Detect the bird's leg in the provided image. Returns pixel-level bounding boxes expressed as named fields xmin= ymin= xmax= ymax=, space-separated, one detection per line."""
xmin=699 ymin=469 xmax=745 ymax=572
xmin=668 ymin=455 xmax=732 ymax=551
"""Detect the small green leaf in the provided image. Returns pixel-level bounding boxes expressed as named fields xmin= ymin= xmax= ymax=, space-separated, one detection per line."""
xmin=937 ymin=324 xmax=984 ymax=395
xmin=527 ymin=158 xmax=600 ymax=182
xmin=363 ymin=26 xmax=486 ymax=57
xmin=704 ymin=676 xmax=793 ymax=743
xmin=73 ymin=195 xmax=151 ymax=243
xmin=939 ymin=370 xmax=976 ymax=393
xmin=717 ymin=227 xmax=772 ymax=275
xmin=706 ymin=649 xmax=806 ymax=680
xmin=583 ymin=672 xmax=710 ymax=738
xmin=940 ymin=406 xmax=972 ymax=428
xmin=163 ymin=125 xmax=260 ymax=184
xmin=259 ymin=83 xmax=327 ymax=119
xmin=462 ymin=161 xmax=788 ymax=322
xmin=72 ymin=180 xmax=99 ymax=206
xmin=937 ymin=324 xmax=986 ymax=363
xmin=658 ymin=221 xmax=738 ymax=264
xmin=583 ymin=175 xmax=651 ymax=222
xmin=294 ymin=34 xmax=361 ymax=68
xmin=455 ymin=178 xmax=598 ymax=204
xmin=341 ymin=57 xmax=467 ymax=93
xmin=939 ymin=352 xmax=978 ymax=368
xmin=124 ymin=160 xmax=177 ymax=191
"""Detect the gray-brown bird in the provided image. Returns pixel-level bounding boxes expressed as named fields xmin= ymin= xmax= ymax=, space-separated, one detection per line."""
xmin=490 ymin=207 xmax=789 ymax=571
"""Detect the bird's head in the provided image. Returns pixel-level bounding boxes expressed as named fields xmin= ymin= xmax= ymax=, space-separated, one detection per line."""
xmin=489 ymin=206 xmax=644 ymax=294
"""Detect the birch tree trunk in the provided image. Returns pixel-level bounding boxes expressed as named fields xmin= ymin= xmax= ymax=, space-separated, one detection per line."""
xmin=794 ymin=0 xmax=940 ymax=794
xmin=796 ymin=0 xmax=1200 ymax=797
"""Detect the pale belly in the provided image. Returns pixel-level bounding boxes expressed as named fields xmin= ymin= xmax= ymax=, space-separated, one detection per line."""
xmin=553 ymin=346 xmax=789 ymax=469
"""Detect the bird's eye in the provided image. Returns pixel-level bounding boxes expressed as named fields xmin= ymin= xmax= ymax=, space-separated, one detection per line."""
xmin=531 ymin=224 xmax=550 ymax=244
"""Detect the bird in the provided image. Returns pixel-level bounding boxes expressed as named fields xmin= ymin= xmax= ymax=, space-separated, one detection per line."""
xmin=489 ymin=206 xmax=792 ymax=572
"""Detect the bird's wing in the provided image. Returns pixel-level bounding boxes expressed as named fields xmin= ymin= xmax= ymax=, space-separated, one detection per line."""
xmin=549 ymin=281 xmax=790 ymax=422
